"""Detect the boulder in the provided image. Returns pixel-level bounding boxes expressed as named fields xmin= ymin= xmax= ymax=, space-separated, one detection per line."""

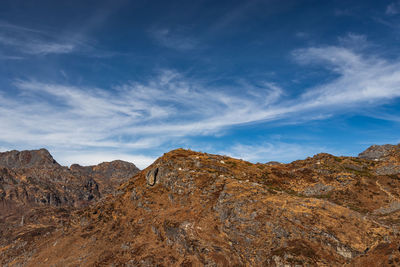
xmin=146 ymin=168 xmax=159 ymax=186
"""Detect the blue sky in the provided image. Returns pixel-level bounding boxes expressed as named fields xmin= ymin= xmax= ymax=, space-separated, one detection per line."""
xmin=1 ymin=0 xmax=400 ymax=168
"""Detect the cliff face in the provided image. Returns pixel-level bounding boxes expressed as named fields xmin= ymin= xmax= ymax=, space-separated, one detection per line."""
xmin=2 ymin=146 xmax=400 ymax=266
xmin=70 ymin=160 xmax=141 ymax=195
xmin=0 ymin=148 xmax=59 ymax=169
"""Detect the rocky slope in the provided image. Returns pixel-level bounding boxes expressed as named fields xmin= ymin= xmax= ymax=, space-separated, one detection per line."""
xmin=0 ymin=148 xmax=140 ymax=208
xmin=2 ymin=145 xmax=400 ymax=266
xmin=0 ymin=148 xmax=139 ymax=266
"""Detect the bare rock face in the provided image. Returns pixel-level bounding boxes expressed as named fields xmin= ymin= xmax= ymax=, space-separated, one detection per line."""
xmin=302 ymin=182 xmax=333 ymax=196
xmin=70 ymin=160 xmax=140 ymax=195
xmin=0 ymin=148 xmax=59 ymax=169
xmin=358 ymin=144 xmax=397 ymax=160
xmin=358 ymin=144 xmax=400 ymax=175
xmin=146 ymin=168 xmax=158 ymax=186
xmin=376 ymin=165 xmax=400 ymax=175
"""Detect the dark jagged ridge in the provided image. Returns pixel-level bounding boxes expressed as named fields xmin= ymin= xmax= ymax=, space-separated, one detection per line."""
xmin=0 ymin=148 xmax=140 ymax=208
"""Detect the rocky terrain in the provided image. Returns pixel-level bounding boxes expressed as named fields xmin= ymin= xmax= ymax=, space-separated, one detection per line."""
xmin=1 ymin=145 xmax=400 ymax=266
xmin=0 ymin=149 xmax=139 ymax=208
xmin=0 ymin=148 xmax=139 ymax=266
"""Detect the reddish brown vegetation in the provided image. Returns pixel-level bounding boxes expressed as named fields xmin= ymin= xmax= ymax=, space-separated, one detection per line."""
xmin=1 ymin=145 xmax=400 ymax=266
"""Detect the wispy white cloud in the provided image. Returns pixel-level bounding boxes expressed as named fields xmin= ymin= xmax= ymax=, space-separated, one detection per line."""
xmin=338 ymin=33 xmax=368 ymax=49
xmin=292 ymin=46 xmax=400 ymax=107
xmin=0 ymin=21 xmax=44 ymax=34
xmin=0 ymin=21 xmax=114 ymax=57
xmin=334 ymin=8 xmax=354 ymax=16
xmin=0 ymin=22 xmax=78 ymax=55
xmin=386 ymin=1 xmax=400 ymax=15
xmin=295 ymin=32 xmax=309 ymax=38
xmin=150 ymin=27 xmax=198 ymax=51
xmin=0 ymin=54 xmax=23 ymax=60
xmin=208 ymin=0 xmax=260 ymax=34
xmin=1 ymin=37 xmax=400 ymax=167
xmin=221 ymin=142 xmax=330 ymax=163
xmin=4 ymin=70 xmax=283 ymax=144
xmin=28 ymin=43 xmax=75 ymax=55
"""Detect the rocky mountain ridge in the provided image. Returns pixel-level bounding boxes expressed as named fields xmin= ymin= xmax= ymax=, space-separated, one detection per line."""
xmin=0 ymin=148 xmax=59 ymax=169
xmin=1 ymin=145 xmax=400 ymax=266
xmin=0 ymin=148 xmax=140 ymax=265
xmin=0 ymin=148 xmax=140 ymax=208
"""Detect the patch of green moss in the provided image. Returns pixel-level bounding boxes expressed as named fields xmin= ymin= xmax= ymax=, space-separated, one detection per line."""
xmin=344 ymin=167 xmax=373 ymax=177
xmin=226 ymin=161 xmax=237 ymax=168
xmin=314 ymin=192 xmax=333 ymax=200
xmin=334 ymin=157 xmax=343 ymax=162
xmin=347 ymin=203 xmax=369 ymax=214
xmin=267 ymin=187 xmax=278 ymax=194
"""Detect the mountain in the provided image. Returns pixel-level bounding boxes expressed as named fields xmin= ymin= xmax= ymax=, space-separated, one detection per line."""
xmin=0 ymin=148 xmax=140 ymax=208
xmin=0 ymin=148 xmax=139 ymax=265
xmin=0 ymin=148 xmax=60 ymax=169
xmin=1 ymin=145 xmax=400 ymax=266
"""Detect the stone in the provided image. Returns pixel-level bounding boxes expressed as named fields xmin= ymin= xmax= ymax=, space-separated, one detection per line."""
xmin=146 ymin=168 xmax=158 ymax=186
xmin=130 ymin=189 xmax=139 ymax=201
xmin=302 ymin=183 xmax=333 ymax=196
xmin=373 ymin=201 xmax=400 ymax=215
xmin=336 ymin=246 xmax=353 ymax=259
xmin=376 ymin=165 xmax=400 ymax=175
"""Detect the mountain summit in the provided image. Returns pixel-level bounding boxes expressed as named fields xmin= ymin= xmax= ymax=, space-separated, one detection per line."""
xmin=0 ymin=148 xmax=59 ymax=169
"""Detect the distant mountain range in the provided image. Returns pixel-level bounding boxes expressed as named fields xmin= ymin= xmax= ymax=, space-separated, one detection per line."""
xmin=0 ymin=148 xmax=139 ymax=208
xmin=1 ymin=145 xmax=400 ymax=266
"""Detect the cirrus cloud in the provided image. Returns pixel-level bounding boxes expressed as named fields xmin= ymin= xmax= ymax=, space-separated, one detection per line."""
xmin=1 ymin=37 xmax=400 ymax=167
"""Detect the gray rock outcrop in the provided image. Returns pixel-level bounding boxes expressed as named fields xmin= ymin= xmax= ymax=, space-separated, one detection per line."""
xmin=358 ymin=144 xmax=397 ymax=160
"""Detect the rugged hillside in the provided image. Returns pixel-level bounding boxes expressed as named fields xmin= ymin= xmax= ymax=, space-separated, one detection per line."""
xmin=0 ymin=148 xmax=140 ymax=266
xmin=1 ymin=145 xmax=400 ymax=266
xmin=0 ymin=148 xmax=140 ymax=208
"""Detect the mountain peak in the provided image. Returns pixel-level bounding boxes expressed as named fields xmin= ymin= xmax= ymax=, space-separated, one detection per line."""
xmin=0 ymin=148 xmax=59 ymax=169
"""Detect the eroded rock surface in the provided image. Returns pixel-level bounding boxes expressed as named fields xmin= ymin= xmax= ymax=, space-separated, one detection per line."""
xmin=358 ymin=144 xmax=397 ymax=160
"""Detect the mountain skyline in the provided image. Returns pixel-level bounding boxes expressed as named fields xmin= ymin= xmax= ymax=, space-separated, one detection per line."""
xmin=1 ymin=0 xmax=400 ymax=169
xmin=3 ymin=143 xmax=400 ymax=265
